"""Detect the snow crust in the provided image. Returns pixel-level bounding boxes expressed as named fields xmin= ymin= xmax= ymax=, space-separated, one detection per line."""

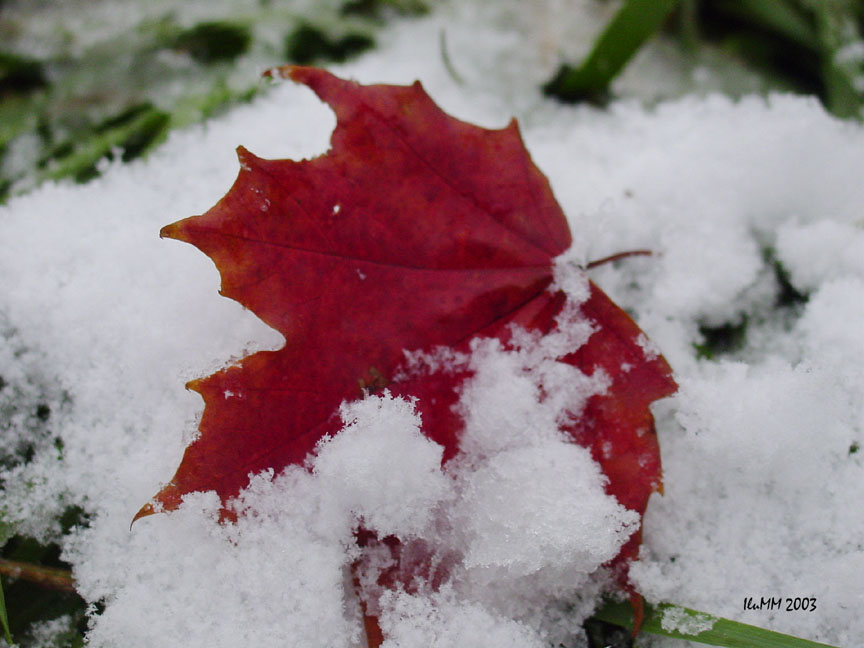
xmin=2 ymin=1 xmax=864 ymax=647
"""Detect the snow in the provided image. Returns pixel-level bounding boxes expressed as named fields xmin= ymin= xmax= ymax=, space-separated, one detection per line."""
xmin=2 ymin=1 xmax=864 ymax=647
xmin=74 ymin=484 xmax=358 ymax=648
xmin=454 ymin=327 xmax=602 ymax=458
xmin=452 ymin=441 xmax=637 ymax=577
xmin=377 ymin=587 xmax=545 ymax=648
xmin=313 ymin=394 xmax=451 ymax=539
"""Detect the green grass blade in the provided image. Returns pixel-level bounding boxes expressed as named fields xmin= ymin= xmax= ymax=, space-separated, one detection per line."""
xmin=811 ymin=0 xmax=864 ymax=120
xmin=544 ymin=0 xmax=681 ymax=102
xmin=592 ymin=600 xmax=842 ymax=648
xmin=0 ymin=576 xmax=13 ymax=646
xmin=714 ymin=0 xmax=819 ymax=51
xmin=38 ymin=106 xmax=170 ymax=184
xmin=676 ymin=0 xmax=700 ymax=51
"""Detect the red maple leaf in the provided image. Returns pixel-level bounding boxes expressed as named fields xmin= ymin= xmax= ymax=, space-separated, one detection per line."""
xmin=139 ymin=66 xmax=676 ymax=638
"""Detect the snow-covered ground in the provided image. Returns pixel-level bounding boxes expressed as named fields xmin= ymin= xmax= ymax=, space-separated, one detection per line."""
xmin=2 ymin=2 xmax=863 ymax=646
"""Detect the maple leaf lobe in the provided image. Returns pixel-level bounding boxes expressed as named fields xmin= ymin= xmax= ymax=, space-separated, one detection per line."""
xmin=143 ymin=67 xmax=586 ymax=520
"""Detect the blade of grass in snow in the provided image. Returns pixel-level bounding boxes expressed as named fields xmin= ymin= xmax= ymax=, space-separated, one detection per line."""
xmin=544 ymin=0 xmax=681 ymax=102
xmin=812 ymin=0 xmax=864 ymax=120
xmin=0 ymin=576 xmax=12 ymax=645
xmin=676 ymin=0 xmax=700 ymax=51
xmin=38 ymin=107 xmax=169 ymax=184
xmin=592 ymin=600 xmax=842 ymax=648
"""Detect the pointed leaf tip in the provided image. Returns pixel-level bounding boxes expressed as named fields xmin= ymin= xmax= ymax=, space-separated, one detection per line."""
xmin=131 ymin=502 xmax=156 ymax=527
xmin=285 ymin=64 xmax=328 ymax=86
xmin=262 ymin=64 xmax=318 ymax=83
xmin=159 ymin=222 xmax=179 ymax=240
xmin=235 ymin=145 xmax=259 ymax=171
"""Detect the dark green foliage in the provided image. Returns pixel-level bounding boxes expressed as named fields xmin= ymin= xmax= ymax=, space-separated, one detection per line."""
xmin=762 ymin=247 xmax=809 ymax=307
xmin=0 ymin=575 xmax=86 ymax=645
xmin=545 ymin=0 xmax=864 ymax=119
xmin=0 ymin=0 xmax=424 ymax=198
xmin=115 ymin=108 xmax=170 ymax=163
xmin=705 ymin=0 xmax=820 ymax=50
xmin=285 ymin=23 xmax=375 ymax=65
xmin=0 ymin=506 xmax=91 ymax=646
xmin=92 ymin=103 xmax=153 ymax=134
xmin=544 ymin=64 xmax=610 ymax=107
xmin=72 ymin=165 xmax=100 ymax=185
xmin=4 ymin=534 xmax=62 ymax=567
xmin=172 ymin=21 xmax=252 ymax=64
xmin=338 ymin=33 xmax=377 ymax=59
xmin=58 ymin=506 xmax=90 ymax=535
xmin=285 ymin=25 xmax=332 ymax=65
xmin=773 ymin=259 xmax=808 ymax=307
xmin=37 ymin=103 xmax=170 ymax=183
xmin=1 ymin=536 xmax=86 ymax=642
xmin=35 ymin=404 xmax=51 ymax=422
xmin=341 ymin=0 xmax=382 ymax=16
xmin=340 ymin=0 xmax=429 ymax=18
xmin=0 ymin=52 xmax=47 ymax=95
xmin=696 ymin=2 xmax=823 ymax=96
xmin=695 ymin=319 xmax=748 ymax=360
xmin=584 ymin=616 xmax=633 ymax=648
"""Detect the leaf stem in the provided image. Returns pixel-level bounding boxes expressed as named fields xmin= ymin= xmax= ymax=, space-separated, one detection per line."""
xmin=350 ymin=557 xmax=383 ymax=648
xmin=0 ymin=558 xmax=76 ymax=593
xmin=585 ymin=249 xmax=653 ymax=269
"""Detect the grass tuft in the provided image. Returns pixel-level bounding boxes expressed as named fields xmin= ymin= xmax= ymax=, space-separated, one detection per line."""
xmin=544 ymin=0 xmax=681 ymax=103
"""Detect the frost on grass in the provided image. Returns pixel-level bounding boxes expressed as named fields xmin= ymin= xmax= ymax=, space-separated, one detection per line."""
xmin=659 ymin=605 xmax=716 ymax=636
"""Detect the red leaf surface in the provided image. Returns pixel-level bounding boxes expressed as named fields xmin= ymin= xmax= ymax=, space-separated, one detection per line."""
xmin=140 ymin=66 xmax=676 ymax=631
